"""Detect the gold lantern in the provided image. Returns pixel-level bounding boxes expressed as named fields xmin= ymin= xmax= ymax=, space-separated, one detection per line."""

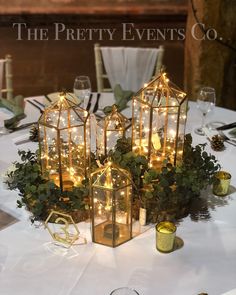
xmin=38 ymin=92 xmax=90 ymax=191
xmin=96 ymin=105 xmax=131 ymax=156
xmin=132 ymin=73 xmax=187 ymax=169
xmin=91 ymin=161 xmax=133 ymax=247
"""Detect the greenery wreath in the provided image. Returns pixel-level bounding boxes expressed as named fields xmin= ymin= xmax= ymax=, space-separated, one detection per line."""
xmin=6 ymin=133 xmax=220 ymax=224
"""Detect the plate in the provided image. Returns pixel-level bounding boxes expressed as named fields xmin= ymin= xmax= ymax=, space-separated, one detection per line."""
xmin=205 ymin=121 xmax=225 ymax=130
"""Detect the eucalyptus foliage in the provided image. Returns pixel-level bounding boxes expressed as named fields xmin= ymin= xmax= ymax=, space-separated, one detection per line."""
xmin=107 ymin=134 xmax=220 ymax=222
xmin=6 ymin=150 xmax=89 ymax=223
xmin=103 ymin=84 xmax=133 ymax=115
xmin=6 ymin=134 xmax=220 ymax=224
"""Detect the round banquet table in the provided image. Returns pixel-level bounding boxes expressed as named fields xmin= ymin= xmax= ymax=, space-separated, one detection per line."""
xmin=0 ymin=94 xmax=236 ymax=295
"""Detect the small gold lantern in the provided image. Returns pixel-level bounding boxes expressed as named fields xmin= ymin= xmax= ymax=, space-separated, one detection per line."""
xmin=91 ymin=161 xmax=133 ymax=247
xmin=132 ymin=73 xmax=187 ymax=169
xmin=38 ymin=92 xmax=90 ymax=191
xmin=96 ymin=105 xmax=131 ymax=156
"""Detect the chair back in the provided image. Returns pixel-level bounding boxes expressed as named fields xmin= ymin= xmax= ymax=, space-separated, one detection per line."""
xmin=0 ymin=55 xmax=13 ymax=100
xmin=94 ymin=44 xmax=164 ymax=93
xmin=94 ymin=43 xmax=112 ymax=93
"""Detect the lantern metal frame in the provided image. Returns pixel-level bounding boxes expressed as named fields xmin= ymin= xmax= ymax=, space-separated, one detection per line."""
xmin=91 ymin=161 xmax=134 ymax=247
xmin=132 ymin=73 xmax=187 ymax=169
xmin=96 ymin=105 xmax=131 ymax=157
xmin=38 ymin=92 xmax=90 ymax=191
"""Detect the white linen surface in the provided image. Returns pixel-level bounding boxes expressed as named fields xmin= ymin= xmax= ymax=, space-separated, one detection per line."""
xmin=101 ymin=47 xmax=158 ymax=92
xmin=222 ymin=290 xmax=236 ymax=295
xmin=0 ymin=59 xmax=5 ymax=99
xmin=0 ymin=96 xmax=236 ymax=295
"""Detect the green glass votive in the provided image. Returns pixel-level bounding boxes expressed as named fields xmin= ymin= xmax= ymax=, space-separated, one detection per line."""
xmin=213 ymin=171 xmax=231 ymax=196
xmin=156 ymin=221 xmax=176 ymax=253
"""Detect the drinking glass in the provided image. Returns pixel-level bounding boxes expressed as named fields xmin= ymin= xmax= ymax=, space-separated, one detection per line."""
xmin=73 ymin=76 xmax=91 ymax=108
xmin=110 ymin=287 xmax=140 ymax=295
xmin=194 ymin=87 xmax=216 ymax=136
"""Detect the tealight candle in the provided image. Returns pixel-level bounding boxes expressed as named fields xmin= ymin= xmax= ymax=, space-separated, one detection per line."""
xmin=156 ymin=221 xmax=176 ymax=253
xmin=104 ymin=224 xmax=120 ymax=240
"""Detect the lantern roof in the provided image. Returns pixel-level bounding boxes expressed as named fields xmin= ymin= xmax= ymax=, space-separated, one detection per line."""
xmin=98 ymin=105 xmax=131 ymax=131
xmin=91 ymin=161 xmax=134 ymax=190
xmin=38 ymin=92 xmax=89 ymax=129
xmin=133 ymin=73 xmax=187 ymax=108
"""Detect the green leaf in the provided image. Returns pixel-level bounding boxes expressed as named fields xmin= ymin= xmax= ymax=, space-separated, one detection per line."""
xmin=113 ymin=84 xmax=123 ymax=100
xmin=103 ymin=106 xmax=113 ymax=115
xmin=17 ymin=200 xmax=22 ymax=208
xmin=8 ymin=130 xmax=220 ymax=226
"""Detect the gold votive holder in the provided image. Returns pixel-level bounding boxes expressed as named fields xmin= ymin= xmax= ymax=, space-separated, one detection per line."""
xmin=213 ymin=171 xmax=231 ymax=196
xmin=156 ymin=221 xmax=176 ymax=253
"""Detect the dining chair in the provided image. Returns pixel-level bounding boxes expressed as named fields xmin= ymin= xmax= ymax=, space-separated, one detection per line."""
xmin=94 ymin=43 xmax=165 ymax=93
xmin=0 ymin=54 xmax=13 ymax=100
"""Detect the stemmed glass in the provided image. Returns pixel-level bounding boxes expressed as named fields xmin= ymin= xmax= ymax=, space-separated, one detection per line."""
xmin=73 ymin=76 xmax=91 ymax=109
xmin=194 ymin=87 xmax=216 ymax=136
xmin=110 ymin=287 xmax=140 ymax=295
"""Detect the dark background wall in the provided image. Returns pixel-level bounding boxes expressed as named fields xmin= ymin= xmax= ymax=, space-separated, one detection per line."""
xmin=0 ymin=0 xmax=187 ymax=97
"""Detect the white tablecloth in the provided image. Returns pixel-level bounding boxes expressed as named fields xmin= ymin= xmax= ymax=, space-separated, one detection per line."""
xmin=0 ymin=94 xmax=236 ymax=295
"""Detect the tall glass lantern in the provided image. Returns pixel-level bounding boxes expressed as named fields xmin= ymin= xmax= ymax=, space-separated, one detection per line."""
xmin=91 ymin=161 xmax=133 ymax=247
xmin=96 ymin=105 xmax=131 ymax=156
xmin=132 ymin=73 xmax=187 ymax=169
xmin=38 ymin=92 xmax=90 ymax=191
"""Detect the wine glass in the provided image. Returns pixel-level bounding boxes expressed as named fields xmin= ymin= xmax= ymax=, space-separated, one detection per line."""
xmin=194 ymin=87 xmax=216 ymax=136
xmin=73 ymin=76 xmax=91 ymax=108
xmin=110 ymin=287 xmax=140 ymax=295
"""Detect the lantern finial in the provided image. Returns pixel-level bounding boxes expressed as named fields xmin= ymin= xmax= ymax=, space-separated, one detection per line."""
xmin=111 ymin=104 xmax=118 ymax=113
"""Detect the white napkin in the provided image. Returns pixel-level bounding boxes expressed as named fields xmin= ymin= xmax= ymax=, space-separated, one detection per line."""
xmin=11 ymin=133 xmax=29 ymax=145
xmin=0 ymin=59 xmax=5 ymax=99
xmin=101 ymin=47 xmax=159 ymax=92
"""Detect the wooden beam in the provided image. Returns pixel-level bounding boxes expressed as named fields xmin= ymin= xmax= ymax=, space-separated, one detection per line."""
xmin=0 ymin=3 xmax=187 ymax=16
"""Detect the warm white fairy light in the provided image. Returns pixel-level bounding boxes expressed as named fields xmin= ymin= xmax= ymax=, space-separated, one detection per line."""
xmin=169 ymin=129 xmax=176 ymax=138
xmin=59 ymin=93 xmax=65 ymax=102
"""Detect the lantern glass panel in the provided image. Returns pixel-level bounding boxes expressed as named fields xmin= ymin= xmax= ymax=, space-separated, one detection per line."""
xmin=115 ymin=185 xmax=132 ymax=226
xmin=96 ymin=121 xmax=104 ymax=156
xmin=92 ymin=187 xmax=114 ymax=247
xmin=38 ymin=94 xmax=90 ymax=191
xmin=132 ymin=100 xmax=151 ymax=157
xmin=132 ymin=74 xmax=187 ymax=169
xmin=176 ymin=100 xmax=188 ymax=163
xmin=39 ymin=125 xmax=60 ymax=186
